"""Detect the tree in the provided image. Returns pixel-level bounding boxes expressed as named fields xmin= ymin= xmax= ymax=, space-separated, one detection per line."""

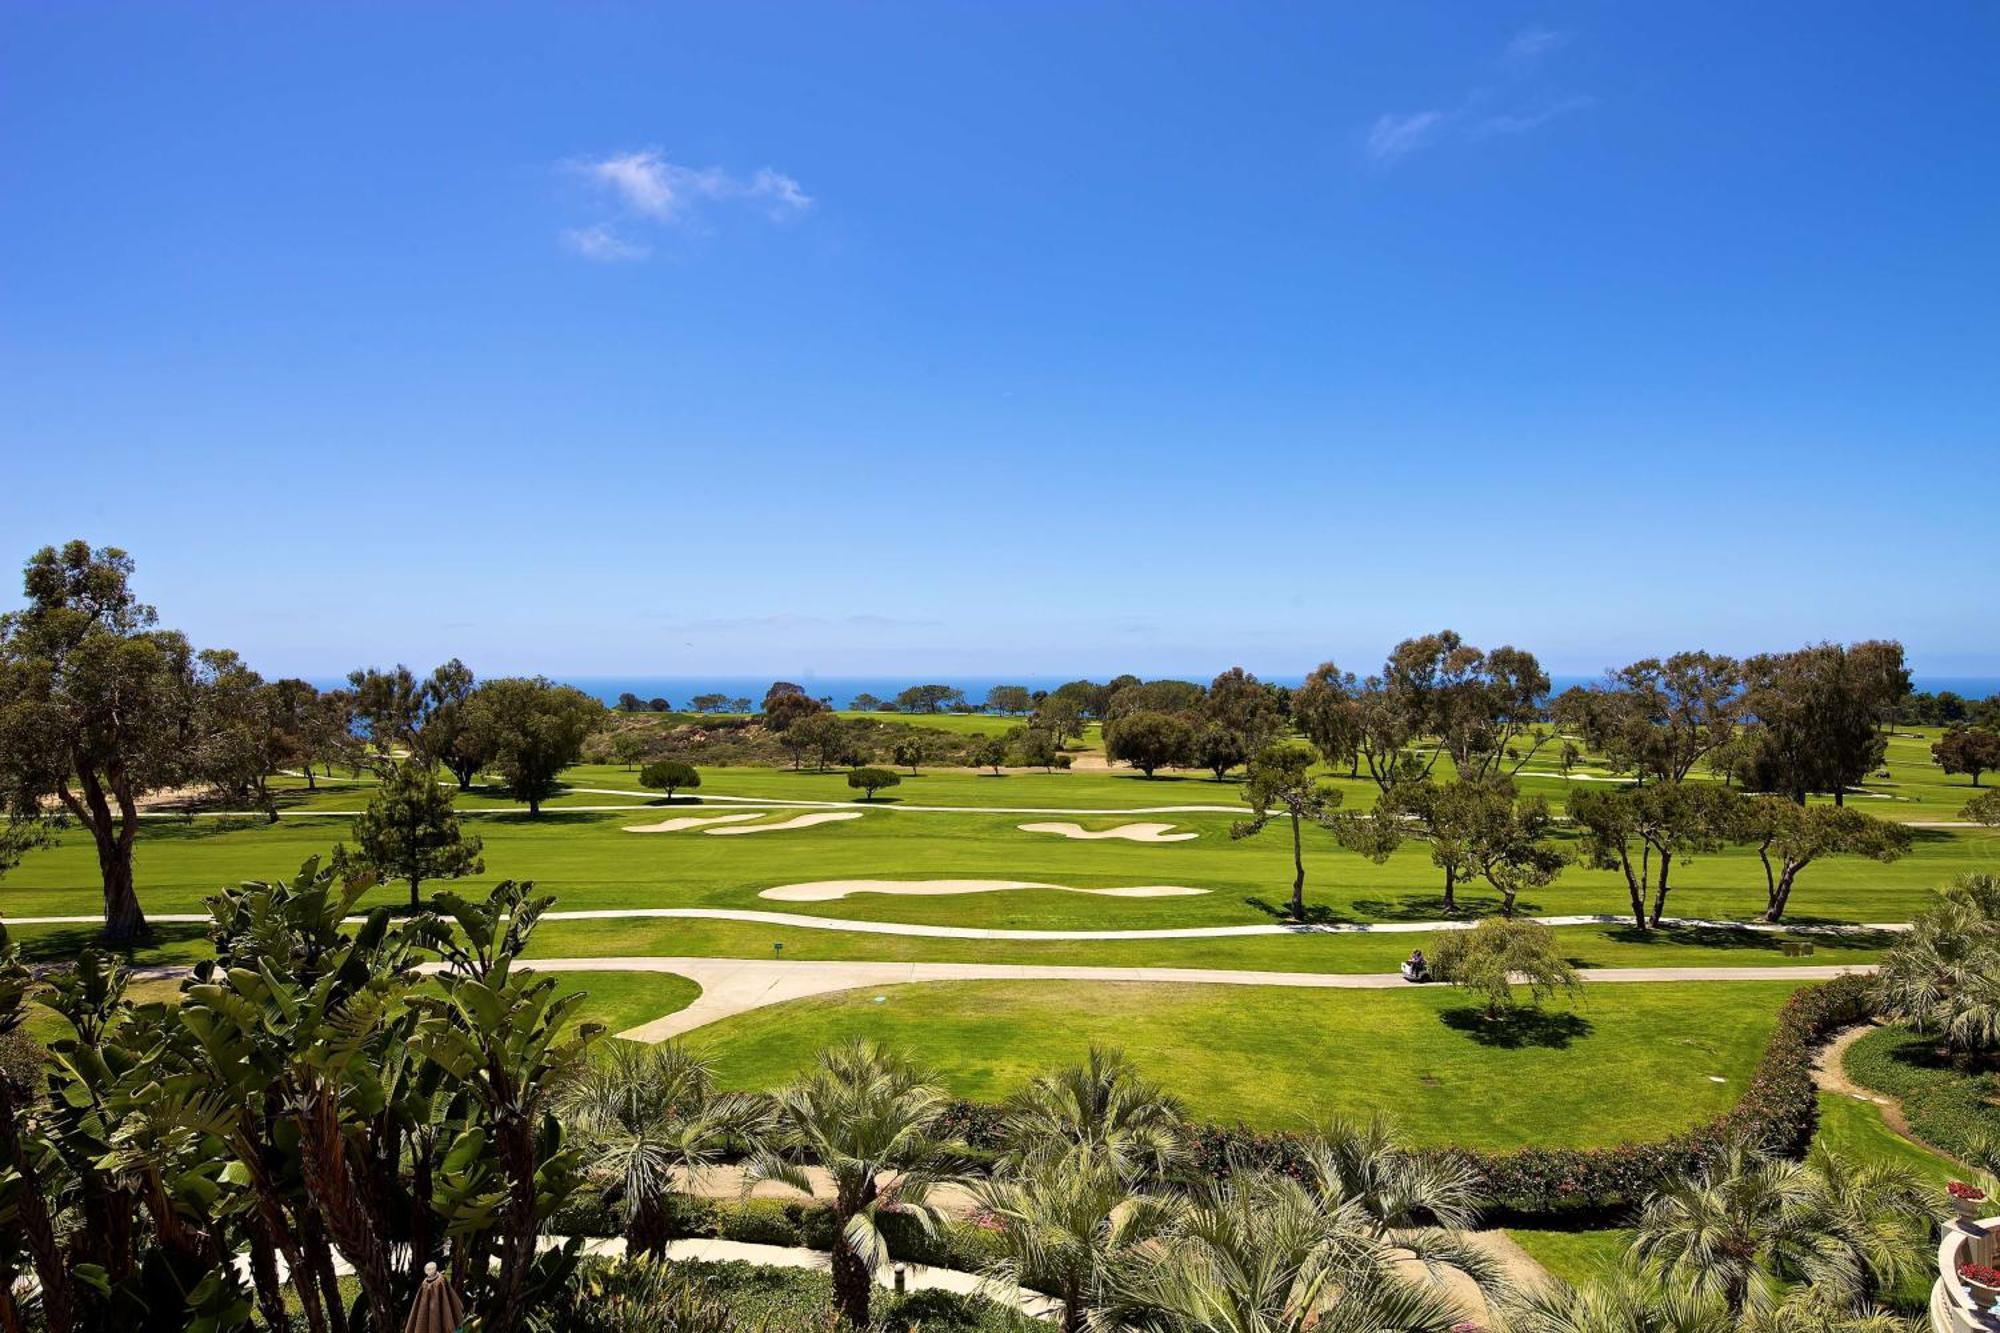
xmin=609 ymin=728 xmax=649 ymax=771
xmin=1233 ymin=742 xmax=1342 ymax=920
xmin=639 ymin=759 xmax=700 ymax=800
xmin=975 ymin=1153 xmax=1171 ymax=1333
xmin=347 ymin=662 xmax=424 ymax=763
xmin=1738 ymin=798 xmax=1911 ymax=922
xmin=998 ymin=1048 xmax=1188 ymax=1180
xmin=1206 ymin=667 xmax=1285 ymax=760
xmin=1105 ymin=710 xmax=1194 ymax=778
xmin=1934 ymin=725 xmax=2000 ymax=787
xmin=847 ymin=766 xmax=900 ymax=800
xmin=1050 ymin=678 xmax=1112 ymax=719
xmin=689 ymin=692 xmax=729 ymax=713
xmin=1632 ymin=1144 xmax=1934 ymax=1320
xmin=790 ymin=712 xmax=846 ymax=772
xmin=1554 ymin=652 xmax=1744 ymax=784
xmin=743 ymin=1041 xmax=963 ymax=1328
xmin=417 ymin=658 xmax=484 ymax=789
xmin=1012 ymin=726 xmax=1062 ymax=772
xmin=970 ymin=735 xmax=1008 ymax=775
xmin=892 ymin=736 xmax=928 ymax=774
xmin=728 ymin=696 xmax=751 ymax=713
xmin=337 ymin=760 xmax=484 ymax=911
xmin=293 ymin=686 xmax=357 ymax=787
xmin=895 ymin=683 xmax=962 ymax=713
xmin=1568 ymin=783 xmax=1740 ymax=929
xmin=1031 ymin=694 xmax=1086 ymax=748
xmin=0 ymin=541 xmax=202 ymax=942
xmin=1191 ymin=721 xmax=1249 ymax=781
xmin=1874 ymin=872 xmax=2000 ymax=1056
xmin=1740 ymin=642 xmax=1905 ymax=805
xmin=1293 ymin=662 xmax=1361 ymax=775
xmin=1104 ymin=678 xmax=1205 ymax=720
xmin=761 ymin=682 xmax=824 ymax=732
xmin=463 ymin=676 xmax=601 ymax=815
xmin=1104 ymin=1166 xmax=1489 ymax=1333
xmin=191 ymin=647 xmax=286 ymax=820
xmin=1431 ymin=917 xmax=1582 ymax=1017
xmin=558 ymin=1042 xmax=765 ymax=1256
xmin=1382 ymin=779 xmax=1484 ymax=914
xmin=986 ymin=684 xmax=1032 ymax=715
xmin=848 ymin=691 xmax=883 ymax=712
xmin=616 ymin=691 xmax=643 ymax=712
xmin=1376 ymin=631 xmax=1553 ymax=780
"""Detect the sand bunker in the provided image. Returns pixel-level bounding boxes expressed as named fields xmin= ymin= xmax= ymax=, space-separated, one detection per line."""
xmin=706 ymin=811 xmax=865 ymax=836
xmin=1018 ymin=821 xmax=1197 ymax=843
xmin=623 ymin=813 xmax=769 ymax=833
xmin=759 ymin=879 xmax=1209 ymax=902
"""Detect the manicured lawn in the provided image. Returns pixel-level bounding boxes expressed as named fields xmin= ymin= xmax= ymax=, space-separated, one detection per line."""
xmin=1503 ymin=1227 xmax=1633 ymax=1286
xmin=558 ymin=970 xmax=701 ymax=1037
xmin=8 ymin=793 xmax=1983 ymax=929
xmin=1812 ymin=1091 xmax=1962 ymax=1187
xmin=1842 ymin=1023 xmax=2000 ymax=1165
xmin=691 ymin=979 xmax=1799 ymax=1149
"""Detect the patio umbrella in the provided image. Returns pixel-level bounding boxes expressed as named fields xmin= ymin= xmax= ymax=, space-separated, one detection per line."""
xmin=402 ymin=1262 xmax=465 ymax=1333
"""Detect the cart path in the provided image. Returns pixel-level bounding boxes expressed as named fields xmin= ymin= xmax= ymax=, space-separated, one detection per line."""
xmin=0 ymin=906 xmax=1912 ymax=941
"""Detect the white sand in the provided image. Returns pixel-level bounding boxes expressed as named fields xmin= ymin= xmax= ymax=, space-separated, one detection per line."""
xmin=623 ymin=813 xmax=769 ymax=834
xmin=1018 ymin=821 xmax=1197 ymax=843
xmin=759 ymin=879 xmax=1209 ymax=902
xmin=706 ymin=811 xmax=865 ymax=836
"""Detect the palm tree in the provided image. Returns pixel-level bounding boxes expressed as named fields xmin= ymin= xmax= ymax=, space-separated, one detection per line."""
xmin=1292 ymin=1115 xmax=1508 ymax=1305
xmin=557 ymin=1041 xmax=768 ymax=1256
xmin=1631 ymin=1144 xmax=1937 ymax=1321
xmin=1103 ymin=1168 xmax=1484 ymax=1333
xmin=999 ymin=1047 xmax=1188 ymax=1178
xmin=1874 ymin=872 xmax=2000 ymax=1056
xmin=1502 ymin=1268 xmax=1737 ymax=1333
xmin=741 ymin=1040 xmax=964 ymax=1328
xmin=974 ymin=1150 xmax=1173 ymax=1333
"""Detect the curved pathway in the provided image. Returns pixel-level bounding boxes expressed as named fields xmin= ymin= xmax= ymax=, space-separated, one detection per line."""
xmin=508 ymin=955 xmax=1880 ymax=1043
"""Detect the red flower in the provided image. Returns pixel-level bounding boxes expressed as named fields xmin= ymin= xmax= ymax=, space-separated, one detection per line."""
xmin=1948 ymin=1180 xmax=1988 ymax=1200
xmin=1962 ymin=1262 xmax=2000 ymax=1287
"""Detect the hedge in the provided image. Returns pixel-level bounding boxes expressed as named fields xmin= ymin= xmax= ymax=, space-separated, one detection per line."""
xmin=937 ymin=973 xmax=1875 ymax=1221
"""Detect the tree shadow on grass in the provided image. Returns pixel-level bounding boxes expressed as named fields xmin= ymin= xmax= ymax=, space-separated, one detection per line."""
xmin=1600 ymin=924 xmax=1904 ymax=955
xmin=1349 ymin=894 xmax=1541 ymax=922
xmin=1241 ymin=897 xmax=1359 ymax=926
xmin=12 ymin=921 xmax=212 ymax=967
xmin=1440 ymin=1005 xmax=1593 ymax=1050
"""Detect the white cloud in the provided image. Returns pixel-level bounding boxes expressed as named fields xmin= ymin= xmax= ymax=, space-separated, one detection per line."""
xmin=577 ymin=150 xmax=811 ymax=222
xmin=560 ymin=149 xmax=811 ymax=259
xmin=561 ymin=224 xmax=650 ymax=262
xmin=1503 ymin=28 xmax=1566 ymax=67
xmin=1365 ymin=110 xmax=1449 ymax=162
xmin=1470 ymin=95 xmax=1595 ymax=139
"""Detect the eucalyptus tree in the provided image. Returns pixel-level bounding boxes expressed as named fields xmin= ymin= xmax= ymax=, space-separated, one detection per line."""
xmin=0 ymin=541 xmax=208 ymax=941
xmin=1291 ymin=662 xmax=1361 ymax=777
xmin=558 ymin=1042 xmax=769 ymax=1256
xmin=1739 ymin=641 xmax=1906 ymax=805
xmin=1206 ymin=667 xmax=1285 ymax=761
xmin=742 ymin=1040 xmax=965 ymax=1328
xmin=1553 ymin=652 xmax=1744 ymax=785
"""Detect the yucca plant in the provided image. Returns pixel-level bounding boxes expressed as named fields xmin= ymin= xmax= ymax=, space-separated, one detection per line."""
xmin=974 ymin=1149 xmax=1173 ymax=1332
xmin=998 ymin=1046 xmax=1187 ymax=1179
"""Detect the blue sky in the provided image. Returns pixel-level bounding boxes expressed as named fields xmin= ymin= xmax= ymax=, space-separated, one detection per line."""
xmin=3 ymin=3 xmax=1995 ymax=680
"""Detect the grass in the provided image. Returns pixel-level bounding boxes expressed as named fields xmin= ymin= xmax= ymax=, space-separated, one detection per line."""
xmin=1502 ymin=1226 xmax=1634 ymax=1286
xmin=9 ymin=789 xmax=1987 ymax=929
xmin=690 ymin=978 xmax=1798 ymax=1149
xmin=1812 ymin=1091 xmax=1963 ymax=1187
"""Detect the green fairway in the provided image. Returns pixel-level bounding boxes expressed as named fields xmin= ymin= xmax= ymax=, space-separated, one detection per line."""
xmin=689 ymin=978 xmax=1799 ymax=1149
xmin=8 ymin=790 xmax=1987 ymax=930
xmin=558 ymin=970 xmax=701 ymax=1036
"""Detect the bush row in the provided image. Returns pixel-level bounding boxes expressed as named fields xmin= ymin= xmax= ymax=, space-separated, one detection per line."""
xmin=939 ymin=974 xmax=1874 ymax=1221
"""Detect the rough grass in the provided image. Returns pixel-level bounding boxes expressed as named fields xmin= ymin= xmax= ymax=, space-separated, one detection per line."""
xmin=692 ymin=978 xmax=1798 ymax=1149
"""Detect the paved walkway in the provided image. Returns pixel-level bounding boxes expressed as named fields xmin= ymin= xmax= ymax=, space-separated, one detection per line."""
xmin=0 ymin=905 xmax=1912 ymax=941
xmin=498 ymin=956 xmax=1879 ymax=1043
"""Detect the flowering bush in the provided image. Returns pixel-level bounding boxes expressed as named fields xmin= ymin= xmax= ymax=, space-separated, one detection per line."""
xmin=1960 ymin=1262 xmax=2000 ymax=1287
xmin=1949 ymin=1180 xmax=1989 ymax=1200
